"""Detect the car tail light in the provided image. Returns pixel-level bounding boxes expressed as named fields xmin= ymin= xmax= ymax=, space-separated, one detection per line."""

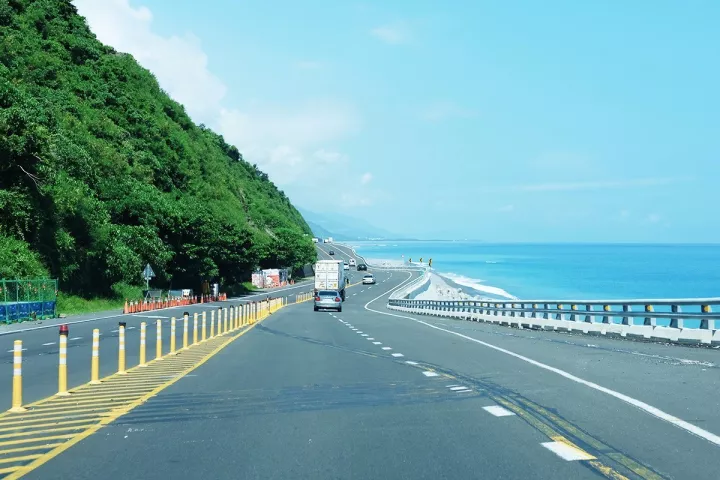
xmin=335 ymin=297 xmax=341 ymax=302
xmin=315 ymin=296 xmax=321 ymax=301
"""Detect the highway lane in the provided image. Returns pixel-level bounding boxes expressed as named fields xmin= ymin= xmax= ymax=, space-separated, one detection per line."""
xmin=20 ymin=244 xmax=720 ymax=478
xmin=15 ymin=263 xmax=687 ymax=480
xmin=21 ymin=267 xmax=603 ymax=480
xmin=0 ymin=284 xmax=316 ymax=411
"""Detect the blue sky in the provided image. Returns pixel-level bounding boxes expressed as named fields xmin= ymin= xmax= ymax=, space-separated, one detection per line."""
xmin=74 ymin=1 xmax=718 ymax=242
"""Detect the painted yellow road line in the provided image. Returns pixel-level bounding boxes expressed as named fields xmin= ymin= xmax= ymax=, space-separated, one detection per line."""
xmin=0 ymin=455 xmax=42 ymax=466
xmin=0 ymin=434 xmax=76 ymax=448
xmin=0 ymin=444 xmax=64 ymax=457
xmin=0 ymin=467 xmax=20 ymax=475
xmin=3 ymin=315 xmax=268 ymax=480
xmin=0 ymin=419 xmax=97 ymax=433
xmin=0 ymin=413 xmax=102 ymax=429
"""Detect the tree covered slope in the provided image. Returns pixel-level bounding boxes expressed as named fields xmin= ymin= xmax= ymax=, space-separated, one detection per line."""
xmin=0 ymin=0 xmax=316 ymax=295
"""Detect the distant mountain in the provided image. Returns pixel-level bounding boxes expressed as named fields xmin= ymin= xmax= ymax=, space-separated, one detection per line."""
xmin=298 ymin=208 xmax=412 ymax=240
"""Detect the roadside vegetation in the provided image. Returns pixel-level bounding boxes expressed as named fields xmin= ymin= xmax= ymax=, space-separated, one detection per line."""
xmin=0 ymin=0 xmax=316 ymax=312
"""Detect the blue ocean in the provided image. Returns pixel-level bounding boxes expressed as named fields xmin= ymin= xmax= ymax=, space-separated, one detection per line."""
xmin=351 ymin=242 xmax=720 ymax=301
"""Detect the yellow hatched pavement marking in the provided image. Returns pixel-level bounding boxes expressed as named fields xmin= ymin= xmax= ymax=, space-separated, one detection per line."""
xmin=1 ymin=314 xmax=268 ymax=480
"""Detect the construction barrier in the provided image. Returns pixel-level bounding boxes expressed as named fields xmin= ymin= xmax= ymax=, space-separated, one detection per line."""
xmin=123 ymin=293 xmax=229 ymax=315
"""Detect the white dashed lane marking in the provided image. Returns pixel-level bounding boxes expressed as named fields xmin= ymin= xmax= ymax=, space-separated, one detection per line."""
xmin=361 ymin=334 xmax=368 ymax=337
xmin=367 ymin=338 xmax=375 ymax=340
xmin=422 ymin=371 xmax=439 ymax=377
xmin=382 ymin=347 xmax=392 ymax=350
xmin=391 ymin=353 xmax=404 ymax=357
xmin=70 ymin=337 xmax=82 ymax=341
xmin=42 ymin=342 xmax=56 ymax=346
xmin=483 ymin=405 xmax=516 ymax=416
xmin=373 ymin=342 xmax=382 ymax=345
xmin=405 ymin=361 xmax=418 ymax=365
xmin=541 ymin=441 xmax=595 ymax=461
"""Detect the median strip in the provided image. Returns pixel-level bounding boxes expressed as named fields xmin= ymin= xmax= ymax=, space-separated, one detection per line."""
xmin=0 ymin=299 xmax=285 ymax=479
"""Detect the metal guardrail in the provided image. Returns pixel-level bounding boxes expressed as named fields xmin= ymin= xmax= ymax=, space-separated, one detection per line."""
xmin=388 ymin=298 xmax=720 ymax=345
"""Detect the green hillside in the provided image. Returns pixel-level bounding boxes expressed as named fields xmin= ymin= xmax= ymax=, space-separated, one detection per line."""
xmin=0 ymin=0 xmax=316 ymax=300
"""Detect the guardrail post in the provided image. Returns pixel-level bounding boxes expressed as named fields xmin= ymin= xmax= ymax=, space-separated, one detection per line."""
xmin=701 ymin=305 xmax=713 ymax=330
xmin=139 ymin=322 xmax=147 ymax=366
xmin=156 ymin=319 xmax=163 ymax=359
xmin=170 ymin=317 xmax=177 ymax=355
xmin=202 ymin=312 xmax=207 ymax=341
xmin=90 ymin=329 xmax=100 ymax=384
xmin=10 ymin=340 xmax=25 ymax=412
xmin=183 ymin=313 xmax=189 ymax=349
xmin=585 ymin=305 xmax=594 ymax=323
xmin=670 ymin=305 xmax=683 ymax=329
xmin=118 ymin=322 xmax=127 ymax=374
xmin=644 ymin=305 xmax=656 ymax=326
xmin=193 ymin=313 xmax=198 ymax=344
xmin=622 ymin=305 xmax=631 ymax=325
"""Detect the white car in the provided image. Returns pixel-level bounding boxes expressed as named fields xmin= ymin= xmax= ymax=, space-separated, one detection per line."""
xmin=349 ymin=258 xmax=356 ymax=267
xmin=362 ymin=274 xmax=376 ymax=285
xmin=343 ymin=263 xmax=350 ymax=270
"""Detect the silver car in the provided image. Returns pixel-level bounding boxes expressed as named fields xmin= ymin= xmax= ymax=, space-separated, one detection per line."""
xmin=314 ymin=290 xmax=343 ymax=312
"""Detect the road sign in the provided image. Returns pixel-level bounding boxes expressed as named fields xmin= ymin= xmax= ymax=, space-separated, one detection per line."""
xmin=143 ymin=264 xmax=156 ymax=280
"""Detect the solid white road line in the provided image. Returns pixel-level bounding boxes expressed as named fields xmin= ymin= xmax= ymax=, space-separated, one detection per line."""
xmin=422 ymin=371 xmax=439 ymax=377
xmin=541 ymin=441 xmax=595 ymax=461
xmin=483 ymin=405 xmax=516 ymax=417
xmin=363 ymin=270 xmax=720 ymax=448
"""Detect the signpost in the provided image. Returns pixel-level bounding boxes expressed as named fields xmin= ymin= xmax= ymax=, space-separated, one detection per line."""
xmin=142 ymin=263 xmax=156 ymax=290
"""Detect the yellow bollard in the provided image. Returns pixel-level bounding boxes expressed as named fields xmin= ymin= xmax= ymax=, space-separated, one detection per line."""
xmin=58 ymin=326 xmax=69 ymax=396
xmin=193 ymin=313 xmax=198 ymax=344
xmin=224 ymin=308 xmax=228 ymax=333
xmin=90 ymin=329 xmax=100 ymax=384
xmin=139 ymin=322 xmax=147 ymax=366
xmin=210 ymin=310 xmax=215 ymax=338
xmin=202 ymin=312 xmax=207 ymax=341
xmin=156 ymin=319 xmax=162 ymax=359
xmin=118 ymin=322 xmax=127 ymax=374
xmin=170 ymin=317 xmax=176 ymax=355
xmin=183 ymin=313 xmax=189 ymax=349
xmin=10 ymin=340 xmax=25 ymax=412
xmin=233 ymin=306 xmax=238 ymax=330
xmin=217 ymin=308 xmax=223 ymax=334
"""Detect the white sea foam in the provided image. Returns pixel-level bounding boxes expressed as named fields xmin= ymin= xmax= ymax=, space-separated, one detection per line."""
xmin=413 ymin=272 xmax=517 ymax=301
xmin=440 ymin=272 xmax=518 ymax=300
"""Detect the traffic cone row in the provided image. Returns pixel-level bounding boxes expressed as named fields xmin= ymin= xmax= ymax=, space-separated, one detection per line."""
xmin=122 ymin=293 xmax=227 ymax=314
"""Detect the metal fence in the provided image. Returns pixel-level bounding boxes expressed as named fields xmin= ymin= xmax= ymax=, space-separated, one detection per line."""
xmin=0 ymin=279 xmax=58 ymax=323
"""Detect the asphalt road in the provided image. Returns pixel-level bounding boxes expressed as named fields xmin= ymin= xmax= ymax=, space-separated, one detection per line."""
xmin=12 ymin=244 xmax=720 ymax=479
xmin=0 ymin=281 xmax=316 ymax=410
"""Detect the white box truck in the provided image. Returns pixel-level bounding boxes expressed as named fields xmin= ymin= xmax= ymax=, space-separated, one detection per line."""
xmin=314 ymin=260 xmax=347 ymax=300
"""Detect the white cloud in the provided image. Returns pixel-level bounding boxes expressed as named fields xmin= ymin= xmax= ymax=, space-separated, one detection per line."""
xmin=370 ymin=23 xmax=411 ymax=44
xmin=73 ymin=0 xmax=226 ymax=123
xmin=73 ymin=0 xmax=358 ymax=190
xmin=646 ymin=213 xmax=662 ymax=223
xmin=341 ymin=193 xmax=372 ymax=207
xmin=483 ymin=177 xmax=684 ymax=193
xmin=420 ymin=101 xmax=477 ymax=122
xmin=295 ymin=60 xmax=323 ymax=70
xmin=361 ymin=173 xmax=373 ymax=185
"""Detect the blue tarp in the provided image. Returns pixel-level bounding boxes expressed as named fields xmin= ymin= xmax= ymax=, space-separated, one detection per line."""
xmin=0 ymin=301 xmax=56 ymax=323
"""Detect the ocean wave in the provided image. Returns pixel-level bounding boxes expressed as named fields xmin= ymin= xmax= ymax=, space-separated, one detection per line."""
xmin=440 ymin=272 xmax=517 ymax=300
